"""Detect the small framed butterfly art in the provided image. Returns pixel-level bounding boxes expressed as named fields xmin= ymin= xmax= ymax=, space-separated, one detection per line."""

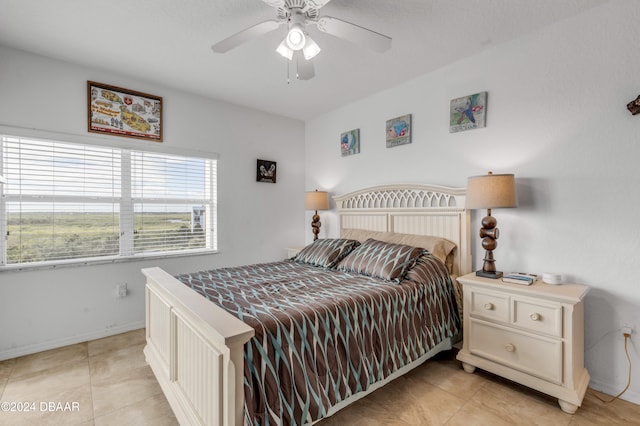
xmin=257 ymin=159 xmax=277 ymax=183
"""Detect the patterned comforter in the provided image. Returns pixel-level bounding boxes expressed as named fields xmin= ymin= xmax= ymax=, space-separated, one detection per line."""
xmin=176 ymin=254 xmax=460 ymax=425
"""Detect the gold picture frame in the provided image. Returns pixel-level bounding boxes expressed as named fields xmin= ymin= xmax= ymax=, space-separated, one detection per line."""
xmin=88 ymin=81 xmax=163 ymax=142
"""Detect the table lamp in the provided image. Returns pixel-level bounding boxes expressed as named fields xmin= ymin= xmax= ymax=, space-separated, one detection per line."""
xmin=466 ymin=172 xmax=517 ymax=279
xmin=305 ymin=190 xmax=329 ymax=240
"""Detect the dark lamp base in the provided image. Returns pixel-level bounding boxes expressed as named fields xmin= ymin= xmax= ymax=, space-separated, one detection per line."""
xmin=476 ymin=270 xmax=504 ymax=279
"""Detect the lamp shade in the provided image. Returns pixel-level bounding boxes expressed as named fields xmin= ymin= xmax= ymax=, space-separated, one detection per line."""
xmin=302 ymin=36 xmax=321 ymax=60
xmin=466 ymin=173 xmax=516 ymax=209
xmin=305 ymin=190 xmax=329 ymax=211
xmin=276 ymin=39 xmax=294 ymax=60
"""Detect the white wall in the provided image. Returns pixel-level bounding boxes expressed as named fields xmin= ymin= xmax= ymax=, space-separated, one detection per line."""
xmin=305 ymin=1 xmax=640 ymax=404
xmin=0 ymin=46 xmax=306 ymax=359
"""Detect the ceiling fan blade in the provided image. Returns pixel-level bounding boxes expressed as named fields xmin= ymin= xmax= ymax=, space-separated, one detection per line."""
xmin=307 ymin=0 xmax=333 ymax=8
xmin=295 ymin=51 xmax=315 ymax=80
xmin=316 ymin=16 xmax=392 ymax=53
xmin=212 ymin=20 xmax=282 ymax=53
xmin=260 ymin=0 xmax=285 ymax=7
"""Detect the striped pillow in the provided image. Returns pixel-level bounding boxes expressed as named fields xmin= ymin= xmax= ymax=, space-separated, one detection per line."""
xmin=336 ymin=238 xmax=425 ymax=282
xmin=294 ymin=238 xmax=360 ymax=268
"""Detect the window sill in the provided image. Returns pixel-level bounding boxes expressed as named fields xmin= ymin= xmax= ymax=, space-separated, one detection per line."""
xmin=0 ymin=249 xmax=219 ymax=273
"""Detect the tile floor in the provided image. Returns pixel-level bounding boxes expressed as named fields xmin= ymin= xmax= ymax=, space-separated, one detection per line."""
xmin=0 ymin=329 xmax=175 ymax=426
xmin=0 ymin=329 xmax=638 ymax=425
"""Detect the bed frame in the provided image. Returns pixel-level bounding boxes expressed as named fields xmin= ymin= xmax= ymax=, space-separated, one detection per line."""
xmin=143 ymin=183 xmax=471 ymax=426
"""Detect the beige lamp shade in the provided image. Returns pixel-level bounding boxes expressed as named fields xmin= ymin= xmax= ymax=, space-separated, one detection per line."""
xmin=466 ymin=173 xmax=516 ymax=209
xmin=305 ymin=190 xmax=329 ymax=211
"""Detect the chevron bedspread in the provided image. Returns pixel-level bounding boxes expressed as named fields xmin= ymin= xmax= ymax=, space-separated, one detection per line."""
xmin=176 ymin=253 xmax=460 ymax=425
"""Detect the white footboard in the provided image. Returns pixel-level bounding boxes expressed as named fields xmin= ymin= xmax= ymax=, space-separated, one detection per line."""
xmin=142 ymin=267 xmax=254 ymax=426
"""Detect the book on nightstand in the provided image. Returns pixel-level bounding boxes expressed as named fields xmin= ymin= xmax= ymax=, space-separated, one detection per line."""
xmin=502 ymin=273 xmax=537 ymax=285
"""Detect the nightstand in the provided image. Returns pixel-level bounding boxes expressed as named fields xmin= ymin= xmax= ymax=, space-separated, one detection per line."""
xmin=285 ymin=247 xmax=304 ymax=258
xmin=456 ymin=273 xmax=590 ymax=414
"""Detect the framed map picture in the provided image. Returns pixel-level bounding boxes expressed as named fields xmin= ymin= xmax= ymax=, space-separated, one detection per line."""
xmin=88 ymin=81 xmax=163 ymax=141
xmin=340 ymin=129 xmax=360 ymax=156
xmin=386 ymin=114 xmax=411 ymax=148
xmin=449 ymin=91 xmax=487 ymax=133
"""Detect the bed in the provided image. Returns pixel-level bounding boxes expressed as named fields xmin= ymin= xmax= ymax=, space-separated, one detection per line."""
xmin=143 ymin=183 xmax=471 ymax=426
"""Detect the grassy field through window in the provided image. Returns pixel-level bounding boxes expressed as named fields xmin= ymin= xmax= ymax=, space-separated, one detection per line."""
xmin=6 ymin=212 xmax=205 ymax=264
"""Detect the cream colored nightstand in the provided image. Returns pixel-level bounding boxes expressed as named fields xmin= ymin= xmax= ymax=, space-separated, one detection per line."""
xmin=285 ymin=247 xmax=304 ymax=258
xmin=456 ymin=273 xmax=590 ymax=414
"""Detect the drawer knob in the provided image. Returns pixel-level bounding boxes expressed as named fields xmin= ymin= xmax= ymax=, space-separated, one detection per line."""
xmin=505 ymin=343 xmax=516 ymax=352
xmin=530 ymin=313 xmax=541 ymax=321
xmin=484 ymin=303 xmax=494 ymax=310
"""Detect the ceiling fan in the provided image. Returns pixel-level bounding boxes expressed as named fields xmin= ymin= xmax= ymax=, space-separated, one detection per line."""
xmin=211 ymin=0 xmax=392 ymax=80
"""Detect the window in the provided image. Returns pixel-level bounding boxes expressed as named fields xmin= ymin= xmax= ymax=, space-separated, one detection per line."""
xmin=0 ymin=135 xmax=217 ymax=268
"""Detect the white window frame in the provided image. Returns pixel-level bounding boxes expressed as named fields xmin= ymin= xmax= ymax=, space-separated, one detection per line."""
xmin=0 ymin=129 xmax=218 ymax=271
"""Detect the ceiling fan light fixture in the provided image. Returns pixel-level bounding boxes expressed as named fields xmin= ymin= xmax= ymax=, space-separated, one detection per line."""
xmin=286 ymin=23 xmax=306 ymax=50
xmin=302 ymin=36 xmax=321 ymax=60
xmin=276 ymin=39 xmax=294 ymax=60
xmin=210 ymin=0 xmax=393 ymax=82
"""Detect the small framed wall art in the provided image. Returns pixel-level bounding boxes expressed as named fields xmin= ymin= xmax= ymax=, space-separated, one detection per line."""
xmin=340 ymin=129 xmax=360 ymax=156
xmin=256 ymin=159 xmax=277 ymax=183
xmin=449 ymin=91 xmax=487 ymax=133
xmin=386 ymin=114 xmax=412 ymax=148
xmin=88 ymin=81 xmax=163 ymax=141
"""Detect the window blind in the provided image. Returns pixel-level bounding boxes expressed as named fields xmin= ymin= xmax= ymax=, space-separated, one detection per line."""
xmin=130 ymin=150 xmax=217 ymax=255
xmin=0 ymin=135 xmax=217 ymax=267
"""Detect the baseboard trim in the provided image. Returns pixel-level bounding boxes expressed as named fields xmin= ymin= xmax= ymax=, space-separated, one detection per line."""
xmin=589 ymin=378 xmax=640 ymax=405
xmin=0 ymin=321 xmax=145 ymax=361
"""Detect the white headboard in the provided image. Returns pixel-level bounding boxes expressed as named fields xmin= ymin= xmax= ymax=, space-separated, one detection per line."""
xmin=334 ymin=183 xmax=471 ymax=276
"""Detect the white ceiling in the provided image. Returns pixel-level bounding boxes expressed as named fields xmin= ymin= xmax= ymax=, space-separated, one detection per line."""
xmin=0 ymin=0 xmax=607 ymax=120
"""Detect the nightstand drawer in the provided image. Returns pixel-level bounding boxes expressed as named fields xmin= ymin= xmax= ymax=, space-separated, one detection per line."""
xmin=512 ymin=297 xmax=563 ymax=337
xmin=469 ymin=289 xmax=509 ymax=323
xmin=469 ymin=320 xmax=563 ymax=384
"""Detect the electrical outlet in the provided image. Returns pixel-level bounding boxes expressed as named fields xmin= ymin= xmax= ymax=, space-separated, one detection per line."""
xmin=622 ymin=326 xmax=633 ymax=336
xmin=116 ymin=283 xmax=127 ymax=298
